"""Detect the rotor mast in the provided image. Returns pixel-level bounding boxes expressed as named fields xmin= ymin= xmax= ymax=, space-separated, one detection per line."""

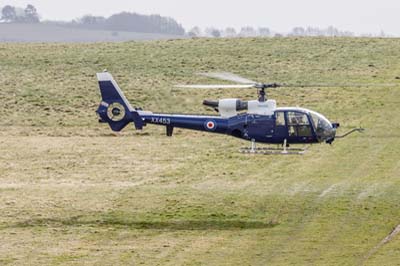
xmin=255 ymin=83 xmax=280 ymax=102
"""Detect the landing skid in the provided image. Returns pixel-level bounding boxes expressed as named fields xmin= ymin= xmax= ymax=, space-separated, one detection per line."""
xmin=239 ymin=139 xmax=309 ymax=155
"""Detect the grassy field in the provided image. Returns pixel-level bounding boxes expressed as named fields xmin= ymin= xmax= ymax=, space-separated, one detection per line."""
xmin=0 ymin=37 xmax=400 ymax=265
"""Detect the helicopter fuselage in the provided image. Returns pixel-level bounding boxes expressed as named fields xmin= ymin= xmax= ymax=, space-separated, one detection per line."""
xmin=136 ymin=107 xmax=336 ymax=145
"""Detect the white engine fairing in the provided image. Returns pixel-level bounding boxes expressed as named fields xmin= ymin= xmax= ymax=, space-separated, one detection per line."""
xmin=247 ymin=99 xmax=276 ymax=116
xmin=218 ymin=98 xmax=239 ymax=118
xmin=217 ymin=98 xmax=277 ymax=117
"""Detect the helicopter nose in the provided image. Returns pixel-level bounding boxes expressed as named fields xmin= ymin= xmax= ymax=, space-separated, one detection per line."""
xmin=325 ymin=127 xmax=337 ymax=144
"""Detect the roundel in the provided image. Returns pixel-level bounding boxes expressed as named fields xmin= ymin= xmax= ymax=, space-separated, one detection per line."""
xmin=107 ymin=102 xmax=126 ymax=122
xmin=204 ymin=120 xmax=217 ymax=131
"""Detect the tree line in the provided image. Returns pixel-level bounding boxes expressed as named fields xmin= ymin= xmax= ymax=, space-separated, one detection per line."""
xmin=1 ymin=5 xmax=185 ymax=35
xmin=0 ymin=4 xmax=389 ymax=37
xmin=66 ymin=13 xmax=185 ymax=35
xmin=188 ymin=26 xmax=388 ymax=38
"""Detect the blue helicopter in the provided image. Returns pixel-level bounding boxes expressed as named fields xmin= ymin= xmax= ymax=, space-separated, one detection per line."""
xmin=96 ymin=71 xmax=363 ymax=154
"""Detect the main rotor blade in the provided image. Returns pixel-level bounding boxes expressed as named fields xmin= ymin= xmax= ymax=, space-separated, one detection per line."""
xmin=281 ymin=83 xmax=400 ymax=88
xmin=198 ymin=72 xmax=258 ymax=84
xmin=175 ymin=84 xmax=255 ymax=89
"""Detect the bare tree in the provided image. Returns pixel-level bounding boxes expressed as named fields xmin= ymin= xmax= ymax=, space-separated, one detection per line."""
xmin=326 ymin=26 xmax=339 ymax=37
xmin=258 ymin=27 xmax=271 ymax=37
xmin=379 ymin=30 xmax=386 ymax=37
xmin=205 ymin=27 xmax=221 ymax=38
xmin=291 ymin=27 xmax=305 ymax=36
xmin=224 ymin=27 xmax=237 ymax=37
xmin=188 ymin=26 xmax=202 ymax=37
xmin=305 ymin=26 xmax=322 ymax=36
xmin=239 ymin=26 xmax=257 ymax=37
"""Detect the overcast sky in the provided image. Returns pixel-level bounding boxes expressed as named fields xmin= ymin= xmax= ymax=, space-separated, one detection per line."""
xmin=2 ymin=0 xmax=399 ymax=35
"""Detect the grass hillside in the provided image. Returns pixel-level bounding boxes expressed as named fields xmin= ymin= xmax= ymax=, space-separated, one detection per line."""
xmin=0 ymin=37 xmax=400 ymax=265
xmin=0 ymin=23 xmax=183 ymax=43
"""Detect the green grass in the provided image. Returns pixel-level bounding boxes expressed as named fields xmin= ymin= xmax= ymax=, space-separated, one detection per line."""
xmin=0 ymin=37 xmax=400 ymax=265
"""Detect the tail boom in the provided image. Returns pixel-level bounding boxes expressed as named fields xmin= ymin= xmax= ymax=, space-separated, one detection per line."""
xmin=140 ymin=113 xmax=229 ymax=135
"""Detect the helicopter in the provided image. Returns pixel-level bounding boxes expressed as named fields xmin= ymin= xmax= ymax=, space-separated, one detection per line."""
xmin=96 ymin=71 xmax=364 ymax=154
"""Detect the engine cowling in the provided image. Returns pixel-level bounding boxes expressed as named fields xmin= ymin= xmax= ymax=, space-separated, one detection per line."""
xmin=247 ymin=99 xmax=276 ymax=116
xmin=203 ymin=99 xmax=248 ymax=117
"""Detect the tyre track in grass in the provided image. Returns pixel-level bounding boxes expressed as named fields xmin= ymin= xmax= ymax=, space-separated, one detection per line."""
xmin=361 ymin=224 xmax=400 ymax=265
xmin=257 ymin=138 xmax=388 ymax=264
xmin=248 ymin=155 xmax=337 ymax=264
xmin=310 ymin=139 xmax=399 ymax=264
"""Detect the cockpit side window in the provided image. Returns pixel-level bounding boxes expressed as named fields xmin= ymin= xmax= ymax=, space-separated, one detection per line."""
xmin=311 ymin=114 xmax=319 ymax=129
xmin=310 ymin=112 xmax=332 ymax=136
xmin=309 ymin=111 xmax=334 ymax=140
xmin=287 ymin=112 xmax=309 ymax=126
xmin=287 ymin=111 xmax=312 ymax=137
xmin=275 ymin=111 xmax=286 ymax=126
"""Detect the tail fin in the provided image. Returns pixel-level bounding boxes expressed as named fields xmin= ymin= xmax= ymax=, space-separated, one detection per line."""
xmin=96 ymin=72 xmax=143 ymax=131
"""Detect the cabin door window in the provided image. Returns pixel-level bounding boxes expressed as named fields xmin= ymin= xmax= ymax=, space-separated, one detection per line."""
xmin=286 ymin=112 xmax=312 ymax=137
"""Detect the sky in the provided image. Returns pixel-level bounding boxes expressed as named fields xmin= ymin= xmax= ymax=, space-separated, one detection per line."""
xmin=1 ymin=0 xmax=399 ymax=35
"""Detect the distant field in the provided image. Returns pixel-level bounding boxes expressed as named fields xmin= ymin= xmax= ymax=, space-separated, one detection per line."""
xmin=0 ymin=38 xmax=400 ymax=265
xmin=0 ymin=23 xmax=184 ymax=42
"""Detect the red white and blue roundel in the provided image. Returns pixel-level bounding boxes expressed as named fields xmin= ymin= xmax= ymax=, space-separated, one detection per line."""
xmin=204 ymin=120 xmax=217 ymax=131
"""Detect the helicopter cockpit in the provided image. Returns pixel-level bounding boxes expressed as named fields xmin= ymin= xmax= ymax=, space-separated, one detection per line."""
xmin=309 ymin=110 xmax=336 ymax=140
xmin=308 ymin=110 xmax=336 ymax=142
xmin=276 ymin=108 xmax=336 ymax=143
